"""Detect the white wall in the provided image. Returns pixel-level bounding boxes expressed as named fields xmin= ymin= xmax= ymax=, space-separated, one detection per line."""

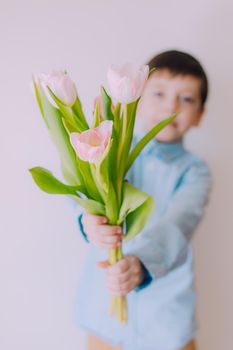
xmin=1 ymin=0 xmax=232 ymax=349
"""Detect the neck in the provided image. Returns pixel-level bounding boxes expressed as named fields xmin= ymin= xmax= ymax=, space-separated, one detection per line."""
xmin=155 ymin=137 xmax=183 ymax=145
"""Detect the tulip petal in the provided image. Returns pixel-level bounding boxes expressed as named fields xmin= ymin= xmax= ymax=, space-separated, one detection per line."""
xmin=107 ymin=62 xmax=149 ymax=104
xmin=34 ymin=69 xmax=77 ymax=107
xmin=69 ymin=120 xmax=113 ymax=164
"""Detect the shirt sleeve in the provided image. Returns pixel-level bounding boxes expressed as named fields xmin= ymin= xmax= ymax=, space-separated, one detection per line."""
xmin=78 ymin=213 xmax=89 ymax=242
xmin=128 ymin=158 xmax=212 ymax=291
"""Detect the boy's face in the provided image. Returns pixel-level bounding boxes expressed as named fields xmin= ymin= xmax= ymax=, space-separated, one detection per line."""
xmin=137 ymin=69 xmax=205 ymax=142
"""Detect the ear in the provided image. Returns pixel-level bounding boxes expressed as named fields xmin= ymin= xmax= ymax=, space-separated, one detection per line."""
xmin=193 ymin=106 xmax=205 ymax=127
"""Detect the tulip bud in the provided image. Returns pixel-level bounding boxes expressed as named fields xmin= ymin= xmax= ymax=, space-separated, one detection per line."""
xmin=107 ymin=62 xmax=149 ymax=104
xmin=34 ymin=69 xmax=77 ymax=108
xmin=70 ymin=120 xmax=113 ymax=163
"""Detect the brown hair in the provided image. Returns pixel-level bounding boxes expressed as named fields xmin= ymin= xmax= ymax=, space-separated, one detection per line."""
xmin=146 ymin=50 xmax=208 ymax=106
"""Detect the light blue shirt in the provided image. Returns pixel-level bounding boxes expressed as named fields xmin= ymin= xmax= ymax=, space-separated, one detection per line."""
xmin=70 ymin=134 xmax=212 ymax=350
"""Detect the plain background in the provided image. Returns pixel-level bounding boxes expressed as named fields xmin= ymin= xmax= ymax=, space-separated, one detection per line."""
xmin=1 ymin=0 xmax=233 ymax=349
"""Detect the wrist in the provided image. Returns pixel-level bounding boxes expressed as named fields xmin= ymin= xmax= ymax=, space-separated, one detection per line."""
xmin=134 ymin=261 xmax=153 ymax=292
xmin=139 ymin=261 xmax=146 ymax=283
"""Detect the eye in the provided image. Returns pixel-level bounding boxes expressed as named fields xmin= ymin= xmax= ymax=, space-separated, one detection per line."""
xmin=180 ymin=96 xmax=194 ymax=103
xmin=153 ymin=91 xmax=164 ymax=97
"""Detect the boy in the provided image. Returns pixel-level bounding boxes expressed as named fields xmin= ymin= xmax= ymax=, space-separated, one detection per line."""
xmin=74 ymin=50 xmax=212 ymax=350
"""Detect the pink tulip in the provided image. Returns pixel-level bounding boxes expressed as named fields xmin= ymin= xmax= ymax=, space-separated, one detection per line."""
xmin=107 ymin=62 xmax=149 ymax=104
xmin=34 ymin=70 xmax=77 ymax=108
xmin=70 ymin=120 xmax=113 ymax=163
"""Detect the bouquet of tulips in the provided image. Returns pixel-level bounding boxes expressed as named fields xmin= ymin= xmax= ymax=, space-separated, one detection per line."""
xmin=29 ymin=63 xmax=176 ymax=324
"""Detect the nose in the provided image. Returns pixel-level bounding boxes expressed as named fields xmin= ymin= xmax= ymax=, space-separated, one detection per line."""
xmin=164 ymin=97 xmax=179 ymax=116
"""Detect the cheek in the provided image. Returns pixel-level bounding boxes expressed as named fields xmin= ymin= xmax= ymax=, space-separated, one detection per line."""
xmin=137 ymin=100 xmax=159 ymax=125
xmin=176 ymin=113 xmax=196 ymax=131
xmin=138 ymin=96 xmax=161 ymax=115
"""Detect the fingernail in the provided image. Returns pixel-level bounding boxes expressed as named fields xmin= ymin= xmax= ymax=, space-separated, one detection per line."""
xmin=116 ymin=228 xmax=122 ymax=234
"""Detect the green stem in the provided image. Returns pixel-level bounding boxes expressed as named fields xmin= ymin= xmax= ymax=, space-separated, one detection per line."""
xmin=90 ymin=163 xmax=107 ymax=203
xmin=108 ymin=231 xmax=127 ymax=324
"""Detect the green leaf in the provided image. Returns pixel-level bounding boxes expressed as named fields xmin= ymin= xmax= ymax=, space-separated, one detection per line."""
xmin=117 ymin=181 xmax=155 ymax=242
xmin=92 ymin=102 xmax=101 ymax=128
xmin=68 ymin=194 xmax=106 ymax=215
xmin=95 ymin=138 xmax=113 ymax=194
xmin=72 ymin=96 xmax=90 ymax=129
xmin=29 ymin=166 xmax=105 ymax=215
xmin=124 ymin=99 xmax=139 ymax=154
xmin=107 ymin=123 xmax=120 ymax=193
xmin=125 ymin=114 xmax=177 ymax=174
xmin=61 ymin=117 xmax=79 ymax=133
xmin=77 ymin=158 xmax=104 ymax=203
xmin=47 ymin=87 xmax=88 ymax=132
xmin=28 ymin=166 xmax=86 ymax=195
xmin=33 ymin=82 xmax=83 ymax=186
xmin=118 ymin=181 xmax=151 ymax=221
xmin=112 ymin=102 xmax=121 ymax=136
xmin=124 ymin=196 xmax=154 ymax=243
xmin=119 ymin=99 xmax=139 ymax=177
xmin=148 ymin=67 xmax=156 ymax=77
xmin=101 ymin=86 xmax=114 ymax=120
xmin=33 ymin=80 xmax=45 ymax=121
xmin=105 ymin=181 xmax=118 ymax=224
xmin=42 ymin=89 xmax=104 ymax=202
xmin=115 ymin=105 xmax=127 ymax=190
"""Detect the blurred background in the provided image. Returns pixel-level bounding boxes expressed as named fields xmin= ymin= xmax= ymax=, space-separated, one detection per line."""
xmin=1 ymin=0 xmax=232 ymax=349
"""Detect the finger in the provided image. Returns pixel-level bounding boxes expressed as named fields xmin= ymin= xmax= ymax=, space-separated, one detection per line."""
xmin=94 ymin=233 xmax=123 ymax=245
xmin=87 ymin=226 xmax=122 ymax=247
xmin=91 ymin=230 xmax=123 ymax=248
xmin=107 ymin=268 xmax=131 ymax=285
xmin=83 ymin=213 xmax=108 ymax=226
xmin=96 ymin=260 xmax=110 ymax=268
xmin=106 ymin=281 xmax=133 ymax=296
xmin=90 ymin=236 xmax=121 ymax=249
xmin=107 ymin=258 xmax=130 ymax=275
xmin=96 ymin=224 xmax=122 ymax=236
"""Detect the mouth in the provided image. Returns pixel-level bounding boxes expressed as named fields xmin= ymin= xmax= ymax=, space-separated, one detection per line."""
xmin=169 ymin=121 xmax=178 ymax=128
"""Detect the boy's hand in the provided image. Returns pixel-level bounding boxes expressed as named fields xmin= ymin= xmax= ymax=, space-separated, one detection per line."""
xmin=97 ymin=256 xmax=145 ymax=296
xmin=82 ymin=213 xmax=123 ymax=249
xmin=82 ymin=213 xmax=145 ymax=294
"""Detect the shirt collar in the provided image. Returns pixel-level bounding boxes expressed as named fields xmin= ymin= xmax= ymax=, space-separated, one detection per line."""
xmin=135 ymin=130 xmax=185 ymax=162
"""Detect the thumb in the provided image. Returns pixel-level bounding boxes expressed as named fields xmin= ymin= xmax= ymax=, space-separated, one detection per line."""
xmin=96 ymin=260 xmax=110 ymax=269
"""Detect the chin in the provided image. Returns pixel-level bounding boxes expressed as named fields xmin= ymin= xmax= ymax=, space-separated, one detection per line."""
xmin=155 ymin=128 xmax=180 ymax=143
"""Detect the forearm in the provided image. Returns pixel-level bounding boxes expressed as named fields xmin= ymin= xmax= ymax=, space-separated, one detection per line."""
xmin=126 ymin=159 xmax=212 ymax=283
